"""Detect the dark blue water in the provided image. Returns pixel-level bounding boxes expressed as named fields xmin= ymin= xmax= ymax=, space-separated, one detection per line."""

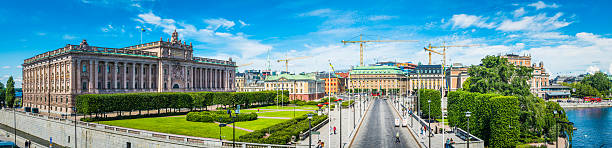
xmin=565 ymin=107 xmax=612 ymax=147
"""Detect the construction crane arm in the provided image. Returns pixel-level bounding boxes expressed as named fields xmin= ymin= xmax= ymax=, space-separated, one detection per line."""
xmin=424 ymin=47 xmax=443 ymax=55
xmin=237 ymin=62 xmax=254 ymax=67
xmin=430 ymin=44 xmax=480 ymax=48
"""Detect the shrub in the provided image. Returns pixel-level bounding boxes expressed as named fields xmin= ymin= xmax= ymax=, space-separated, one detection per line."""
xmin=238 ymin=114 xmax=327 ymax=144
xmin=418 ymin=89 xmax=441 ymax=119
xmin=186 ymin=111 xmax=258 ymax=123
xmin=489 ymin=96 xmax=520 ymax=147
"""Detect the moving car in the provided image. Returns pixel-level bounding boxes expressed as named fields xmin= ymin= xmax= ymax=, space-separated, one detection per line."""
xmin=394 ymin=119 xmax=400 ymax=127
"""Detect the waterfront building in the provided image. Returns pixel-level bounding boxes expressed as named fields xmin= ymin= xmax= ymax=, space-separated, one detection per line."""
xmin=347 ymin=66 xmax=408 ymax=95
xmin=21 ymin=30 xmax=236 ymax=114
xmin=263 ymin=74 xmax=325 ymax=101
xmin=501 ymin=54 xmax=550 ymax=98
xmin=540 ymin=84 xmax=572 ymax=100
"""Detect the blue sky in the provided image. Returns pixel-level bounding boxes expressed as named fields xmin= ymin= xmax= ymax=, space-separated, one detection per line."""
xmin=1 ymin=0 xmax=612 ymax=87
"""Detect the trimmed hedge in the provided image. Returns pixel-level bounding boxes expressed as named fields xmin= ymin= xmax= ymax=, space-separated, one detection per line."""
xmin=186 ymin=111 xmax=258 ymax=123
xmin=76 ymin=91 xmax=285 ymax=116
xmin=238 ymin=114 xmax=327 ymax=144
xmin=418 ymin=89 xmax=442 ymax=119
xmin=489 ymin=96 xmax=520 ymax=147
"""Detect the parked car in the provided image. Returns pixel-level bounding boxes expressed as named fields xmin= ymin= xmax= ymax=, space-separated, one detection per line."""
xmin=402 ymin=119 xmax=408 ymax=127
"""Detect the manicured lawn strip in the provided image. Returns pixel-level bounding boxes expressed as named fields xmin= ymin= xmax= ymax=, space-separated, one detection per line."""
xmin=256 ymin=111 xmax=312 ymax=118
xmin=253 ymin=105 xmax=319 ymax=110
xmin=99 ymin=116 xmax=248 ymax=140
xmin=234 ymin=118 xmax=287 ymax=131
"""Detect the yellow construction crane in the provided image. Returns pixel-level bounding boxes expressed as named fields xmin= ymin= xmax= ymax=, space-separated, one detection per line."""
xmin=277 ymin=56 xmax=312 ymax=72
xmin=341 ymin=34 xmax=419 ymax=66
xmin=423 ymin=43 xmax=480 ymax=65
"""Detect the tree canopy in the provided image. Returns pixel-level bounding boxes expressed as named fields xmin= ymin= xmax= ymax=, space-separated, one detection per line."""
xmin=582 ymin=72 xmax=611 ymax=95
xmin=5 ymin=76 xmax=15 ymax=108
xmin=463 ymin=55 xmax=533 ymax=96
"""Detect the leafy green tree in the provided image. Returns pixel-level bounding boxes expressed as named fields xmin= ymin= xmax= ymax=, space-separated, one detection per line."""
xmin=582 ymin=72 xmax=611 ymax=96
xmin=562 ymin=82 xmax=600 ymax=98
xmin=5 ymin=76 xmax=15 ymax=108
xmin=0 ymin=82 xmax=5 ymax=107
xmin=489 ymin=96 xmax=520 ymax=147
xmin=464 ymin=56 xmax=533 ymax=96
xmin=418 ymin=89 xmax=441 ymax=119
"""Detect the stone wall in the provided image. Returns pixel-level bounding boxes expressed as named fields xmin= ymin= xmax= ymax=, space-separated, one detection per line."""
xmin=0 ymin=109 xmax=224 ymax=148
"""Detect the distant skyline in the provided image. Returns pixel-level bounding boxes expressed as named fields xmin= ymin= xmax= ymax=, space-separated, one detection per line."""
xmin=2 ymin=0 xmax=612 ymax=87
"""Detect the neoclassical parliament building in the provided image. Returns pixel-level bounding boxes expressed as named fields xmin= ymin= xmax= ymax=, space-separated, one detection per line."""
xmin=22 ymin=31 xmax=236 ymax=114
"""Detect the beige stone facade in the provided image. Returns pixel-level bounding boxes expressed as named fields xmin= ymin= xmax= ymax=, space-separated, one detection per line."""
xmin=348 ymin=66 xmax=408 ymax=95
xmin=263 ymin=74 xmax=325 ymax=101
xmin=22 ymin=31 xmax=236 ymax=114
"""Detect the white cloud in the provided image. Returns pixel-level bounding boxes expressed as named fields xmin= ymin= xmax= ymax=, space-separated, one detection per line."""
xmin=135 ymin=12 xmax=271 ymax=60
xmin=586 ymin=66 xmax=600 ymax=74
xmin=497 ymin=12 xmax=571 ymax=32
xmin=62 ymin=34 xmax=77 ymax=40
xmin=16 ymin=65 xmax=22 ymax=68
xmin=524 ymin=32 xmax=612 ymax=76
xmin=204 ymin=18 xmax=236 ymax=30
xmin=528 ymin=1 xmax=559 ymax=10
xmin=36 ymin=32 xmax=46 ymax=36
xmin=368 ymin=15 xmax=398 ymax=21
xmin=449 ymin=14 xmax=495 ymax=29
xmin=527 ymin=32 xmax=570 ymax=39
xmin=238 ymin=20 xmax=249 ymax=27
xmin=513 ymin=7 xmax=526 ymax=18
xmin=609 ymin=63 xmax=612 ymax=74
xmin=1 ymin=66 xmax=9 ymax=69
xmin=299 ymin=8 xmax=333 ymax=17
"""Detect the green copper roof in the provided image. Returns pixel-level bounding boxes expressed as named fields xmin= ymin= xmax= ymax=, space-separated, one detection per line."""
xmin=349 ymin=65 xmax=405 ymax=75
xmin=265 ymin=74 xmax=317 ymax=81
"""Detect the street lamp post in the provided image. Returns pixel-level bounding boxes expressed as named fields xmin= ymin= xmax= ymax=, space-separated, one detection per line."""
xmin=14 ymin=107 xmax=17 ymax=146
xmin=428 ymin=99 xmax=431 ymax=148
xmin=73 ymin=107 xmax=78 ymax=148
xmin=553 ymin=110 xmax=559 ymax=148
xmin=337 ymin=98 xmax=343 ymax=148
xmin=308 ymin=113 xmax=313 ymax=148
xmin=466 ymin=111 xmax=471 ymax=148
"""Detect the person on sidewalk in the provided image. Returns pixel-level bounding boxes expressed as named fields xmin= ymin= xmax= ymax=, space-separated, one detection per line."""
xmin=330 ymin=126 xmax=333 ymax=135
xmin=333 ymin=126 xmax=337 ymax=134
xmin=395 ymin=132 xmax=401 ymax=143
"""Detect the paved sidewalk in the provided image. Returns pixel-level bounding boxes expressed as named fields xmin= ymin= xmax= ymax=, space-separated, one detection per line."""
xmin=296 ymin=95 xmax=371 ymax=148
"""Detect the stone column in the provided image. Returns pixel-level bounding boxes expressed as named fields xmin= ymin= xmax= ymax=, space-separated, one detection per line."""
xmin=114 ymin=62 xmax=118 ymax=90
xmin=94 ymin=60 xmax=98 ymax=92
xmin=140 ymin=63 xmax=144 ymax=90
xmin=168 ymin=64 xmax=172 ymax=90
xmin=89 ymin=60 xmax=93 ymax=92
xmin=123 ymin=62 xmax=127 ymax=90
xmin=103 ymin=61 xmax=108 ymax=90
xmin=183 ymin=65 xmax=187 ymax=89
xmin=76 ymin=59 xmax=81 ymax=93
xmin=149 ymin=64 xmax=153 ymax=90
xmin=200 ymin=68 xmax=203 ymax=89
xmin=131 ymin=63 xmax=136 ymax=90
xmin=158 ymin=62 xmax=164 ymax=92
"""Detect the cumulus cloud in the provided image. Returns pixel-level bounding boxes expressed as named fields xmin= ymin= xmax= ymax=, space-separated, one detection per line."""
xmin=527 ymin=32 xmax=570 ymax=39
xmin=586 ymin=66 xmax=600 ymax=74
xmin=528 ymin=1 xmax=559 ymax=10
xmin=513 ymin=7 xmax=526 ymax=18
xmin=497 ymin=12 xmax=571 ymax=32
xmin=204 ymin=18 xmax=236 ymax=30
xmin=449 ymin=14 xmax=495 ymax=29
xmin=62 ymin=34 xmax=77 ymax=40
xmin=299 ymin=8 xmax=333 ymax=17
xmin=609 ymin=63 xmax=612 ymax=74
xmin=134 ymin=12 xmax=271 ymax=60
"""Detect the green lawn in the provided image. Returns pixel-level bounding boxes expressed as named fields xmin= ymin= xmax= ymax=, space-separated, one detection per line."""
xmin=99 ymin=116 xmax=249 ymax=140
xmin=253 ymin=105 xmax=319 ymax=110
xmin=256 ymin=111 xmax=312 ymax=118
xmin=234 ymin=118 xmax=287 ymax=131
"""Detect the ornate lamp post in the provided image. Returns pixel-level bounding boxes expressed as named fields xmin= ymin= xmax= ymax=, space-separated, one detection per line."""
xmin=428 ymin=99 xmax=431 ymax=148
xmin=308 ymin=113 xmax=313 ymax=148
xmin=335 ymin=98 xmax=344 ymax=148
xmin=466 ymin=111 xmax=472 ymax=148
xmin=553 ymin=110 xmax=559 ymax=148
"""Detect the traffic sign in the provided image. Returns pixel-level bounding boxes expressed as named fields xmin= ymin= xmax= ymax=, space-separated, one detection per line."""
xmin=311 ymin=131 xmax=320 ymax=135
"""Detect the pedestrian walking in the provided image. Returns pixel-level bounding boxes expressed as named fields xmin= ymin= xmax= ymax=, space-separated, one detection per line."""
xmin=333 ymin=126 xmax=337 ymax=134
xmin=330 ymin=126 xmax=333 ymax=135
xmin=257 ymin=108 xmax=260 ymax=112
xmin=395 ymin=132 xmax=401 ymax=143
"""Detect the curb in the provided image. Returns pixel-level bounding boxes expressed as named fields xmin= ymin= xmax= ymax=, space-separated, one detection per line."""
xmin=347 ymin=99 xmax=375 ymax=147
xmin=387 ymin=99 xmax=424 ymax=148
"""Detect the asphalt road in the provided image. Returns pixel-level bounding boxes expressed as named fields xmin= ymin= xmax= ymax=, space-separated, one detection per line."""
xmin=352 ymin=98 xmax=419 ymax=148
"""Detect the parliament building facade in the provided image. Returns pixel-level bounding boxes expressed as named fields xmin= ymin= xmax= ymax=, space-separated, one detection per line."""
xmin=22 ymin=31 xmax=236 ymax=114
